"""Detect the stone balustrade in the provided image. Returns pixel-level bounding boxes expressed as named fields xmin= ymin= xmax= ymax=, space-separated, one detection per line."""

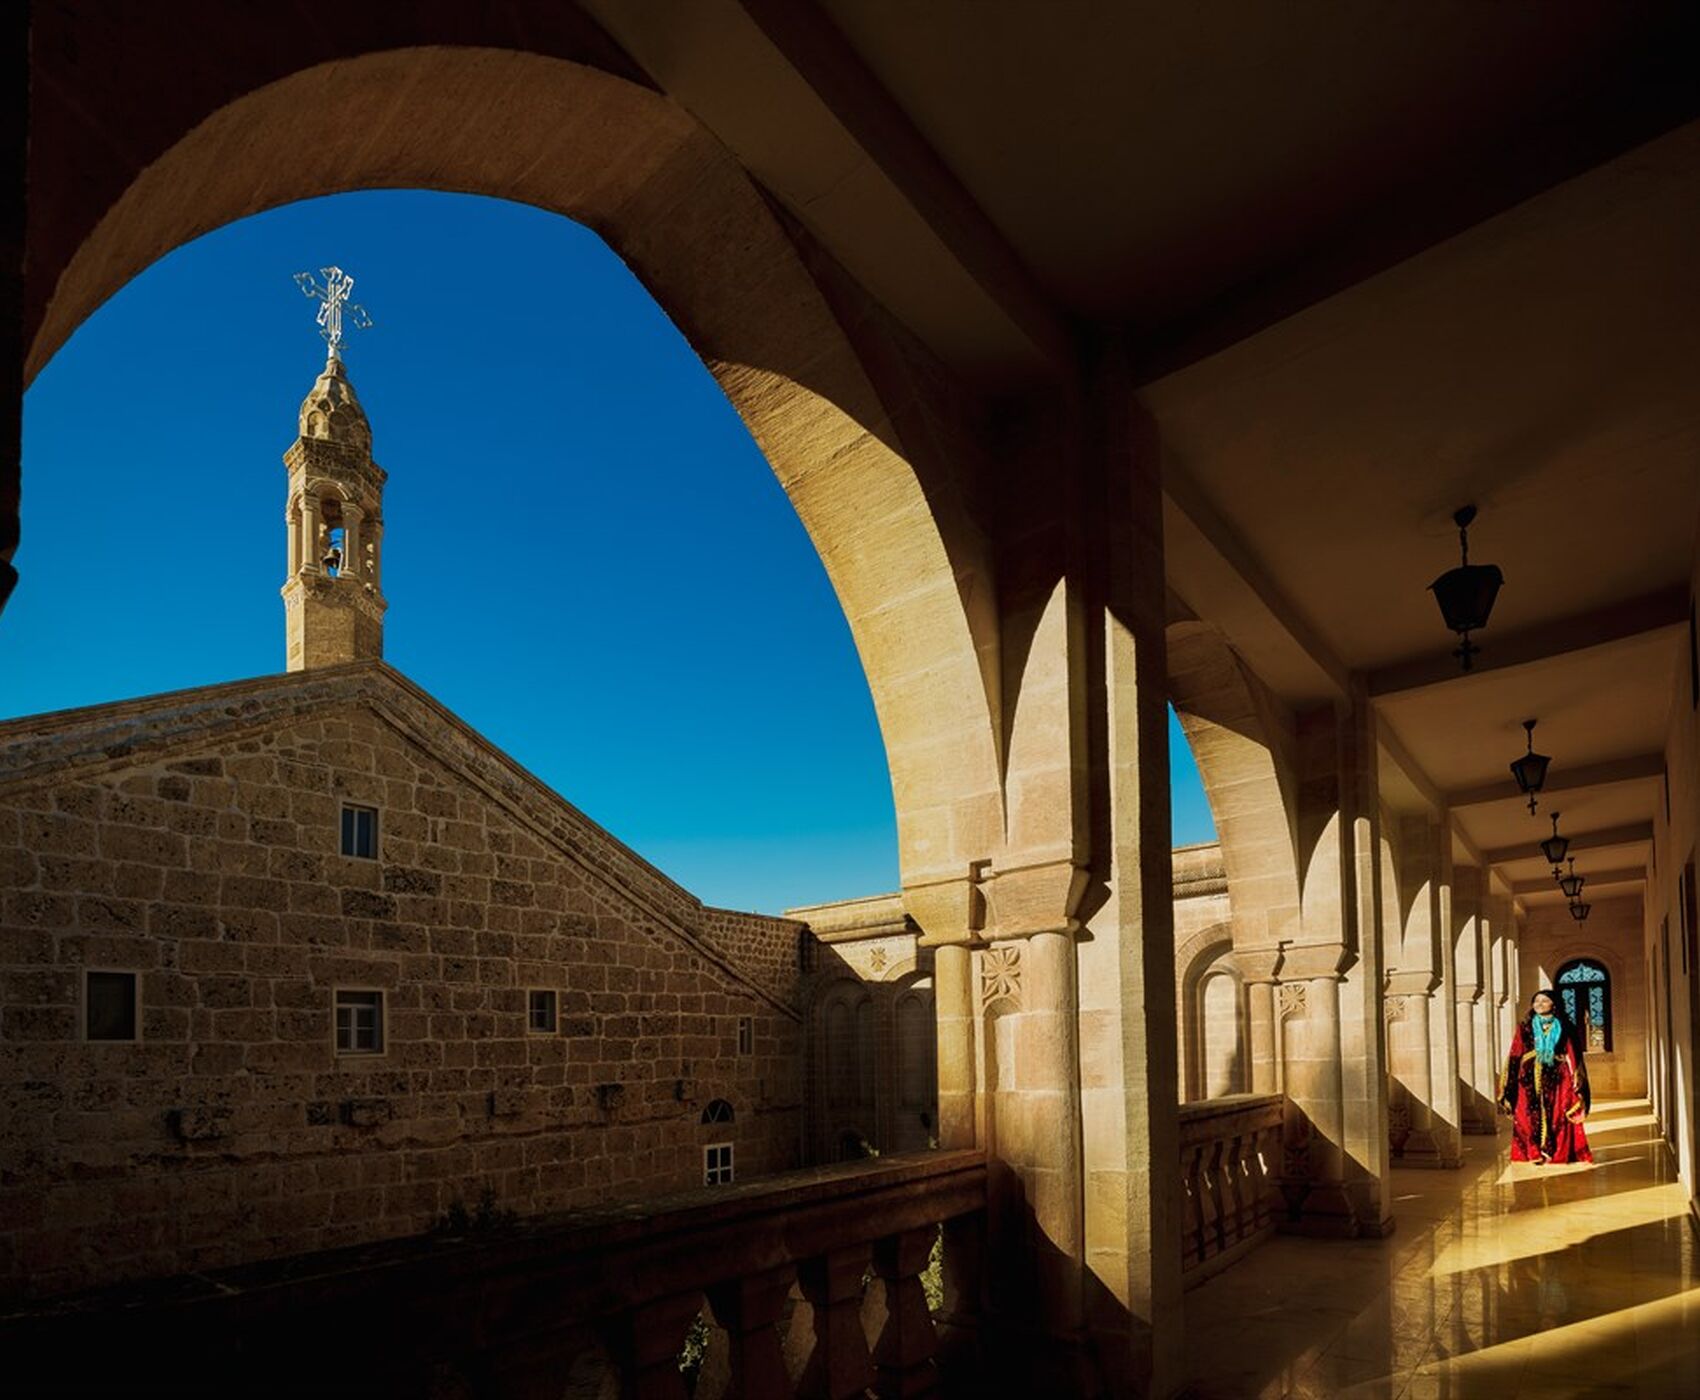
xmin=1178 ymin=1092 xmax=1284 ymax=1286
xmin=0 ymin=1149 xmax=986 ymax=1399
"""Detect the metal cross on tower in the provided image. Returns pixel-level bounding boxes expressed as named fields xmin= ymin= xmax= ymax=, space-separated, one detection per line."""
xmin=293 ymin=266 xmax=373 ymax=361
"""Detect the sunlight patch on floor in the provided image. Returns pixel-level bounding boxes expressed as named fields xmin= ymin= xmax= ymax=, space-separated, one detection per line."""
xmin=1431 ymin=1182 xmax=1689 ymax=1275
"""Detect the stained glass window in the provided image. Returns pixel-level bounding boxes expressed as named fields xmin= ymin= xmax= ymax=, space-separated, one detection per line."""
xmin=1556 ymin=958 xmax=1610 ymax=1052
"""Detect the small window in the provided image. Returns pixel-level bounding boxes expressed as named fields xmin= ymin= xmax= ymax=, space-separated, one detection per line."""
xmin=737 ymin=1016 xmax=753 ymax=1056
xmin=340 ymin=804 xmax=378 ymax=859
xmin=85 ymin=970 xmax=138 ymax=1042
xmin=704 ymin=1142 xmax=734 ymax=1185
xmin=335 ymin=989 xmax=384 ymax=1054
xmin=527 ymin=989 xmax=558 ymax=1034
xmin=702 ymin=1098 xmax=735 ymax=1125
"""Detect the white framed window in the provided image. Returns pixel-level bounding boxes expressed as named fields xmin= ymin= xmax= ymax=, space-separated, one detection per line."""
xmin=335 ymin=989 xmax=385 ymax=1054
xmin=701 ymin=1098 xmax=735 ymax=1125
xmin=340 ymin=804 xmax=379 ymax=859
xmin=84 ymin=969 xmax=139 ymax=1042
xmin=527 ymin=989 xmax=558 ymax=1033
xmin=704 ymin=1142 xmax=734 ymax=1185
xmin=737 ymin=1015 xmax=753 ymax=1056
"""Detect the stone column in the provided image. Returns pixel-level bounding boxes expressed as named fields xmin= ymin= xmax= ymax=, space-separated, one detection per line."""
xmin=341 ymin=502 xmax=363 ymax=581
xmin=301 ymin=492 xmax=322 ymax=573
xmin=1340 ymin=692 xmax=1393 ymax=1234
xmin=1234 ymin=949 xmax=1281 ymax=1095
xmin=1451 ymin=865 xmax=1491 ymax=1134
xmin=1387 ymin=971 xmax=1442 ymax=1164
xmin=1274 ymin=945 xmax=1357 ymax=1235
xmin=1079 ymin=358 xmax=1182 ymax=1399
xmin=369 ymin=518 xmax=383 ymax=589
xmin=980 ymin=863 xmax=1087 ymax=1359
xmin=929 ymin=934 xmax=976 ymax=1151
xmin=1429 ymin=822 xmax=1464 ymax=1163
xmin=286 ymin=501 xmax=302 ymax=576
xmin=1388 ymin=816 xmax=1461 ymax=1168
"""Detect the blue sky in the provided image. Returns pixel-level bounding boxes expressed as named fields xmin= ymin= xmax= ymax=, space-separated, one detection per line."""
xmin=12 ymin=191 xmax=1214 ymax=912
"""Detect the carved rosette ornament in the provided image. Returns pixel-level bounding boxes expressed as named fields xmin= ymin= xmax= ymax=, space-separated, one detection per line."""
xmin=1277 ymin=982 xmax=1308 ymax=1021
xmin=868 ymin=947 xmax=887 ymax=974
xmin=1384 ymin=994 xmax=1408 ymax=1023
xmin=980 ymin=945 xmax=1022 ymax=1009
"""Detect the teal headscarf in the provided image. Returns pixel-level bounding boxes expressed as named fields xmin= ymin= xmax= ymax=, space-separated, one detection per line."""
xmin=1531 ymin=988 xmax=1566 ymax=1066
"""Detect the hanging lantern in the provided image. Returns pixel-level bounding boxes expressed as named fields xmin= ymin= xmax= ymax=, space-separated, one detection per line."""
xmin=1539 ymin=812 xmax=1570 ymax=867
xmin=1568 ymin=899 xmax=1591 ymax=923
xmin=1428 ymin=505 xmax=1504 ymax=671
xmin=1508 ymin=719 xmax=1551 ymax=815
xmin=1558 ymin=858 xmax=1585 ymax=900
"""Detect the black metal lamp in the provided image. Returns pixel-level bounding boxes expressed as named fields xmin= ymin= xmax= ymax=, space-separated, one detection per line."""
xmin=1429 ymin=505 xmax=1503 ymax=671
xmin=1508 ymin=719 xmax=1551 ymax=815
xmin=1568 ymin=899 xmax=1591 ymax=923
xmin=1539 ymin=812 xmax=1570 ymax=866
xmin=1558 ymin=858 xmax=1585 ymax=900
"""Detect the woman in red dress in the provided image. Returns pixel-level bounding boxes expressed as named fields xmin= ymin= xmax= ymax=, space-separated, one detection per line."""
xmin=1498 ymin=988 xmax=1592 ymax=1164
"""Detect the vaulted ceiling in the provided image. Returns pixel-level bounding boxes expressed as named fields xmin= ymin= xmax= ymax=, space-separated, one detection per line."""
xmin=581 ymin=0 xmax=1699 ymax=913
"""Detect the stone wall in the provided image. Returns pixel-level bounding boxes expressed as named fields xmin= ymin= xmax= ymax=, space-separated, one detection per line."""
xmin=0 ymin=668 xmax=804 ymax=1302
xmin=785 ymin=892 xmax=938 ymax=1161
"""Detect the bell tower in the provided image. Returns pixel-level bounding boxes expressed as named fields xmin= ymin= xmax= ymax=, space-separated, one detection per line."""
xmin=281 ymin=267 xmax=386 ymax=671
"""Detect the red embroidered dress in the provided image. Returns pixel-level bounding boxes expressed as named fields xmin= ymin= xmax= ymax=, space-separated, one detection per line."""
xmin=1500 ymin=1013 xmax=1592 ymax=1163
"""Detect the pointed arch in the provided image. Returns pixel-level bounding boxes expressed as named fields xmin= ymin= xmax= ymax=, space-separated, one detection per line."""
xmin=23 ymin=45 xmax=1003 ymax=891
xmin=1166 ymin=620 xmax=1302 ymax=949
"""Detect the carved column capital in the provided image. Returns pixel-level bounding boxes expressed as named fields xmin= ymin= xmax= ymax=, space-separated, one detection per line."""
xmin=1385 ymin=969 xmax=1441 ymax=998
xmin=905 ymin=869 xmax=984 ymax=948
xmin=981 ymin=855 xmax=1086 ymax=941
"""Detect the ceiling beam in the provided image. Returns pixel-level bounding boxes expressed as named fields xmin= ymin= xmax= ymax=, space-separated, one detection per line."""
xmin=1365 ymin=586 xmax=1688 ymax=698
xmin=735 ymin=0 xmax=1076 ymax=370
xmin=1163 ymin=463 xmax=1351 ymax=703
xmin=1133 ymin=21 xmax=1700 ymax=383
xmin=1376 ymin=718 xmax=1445 ymax=815
xmin=1482 ymin=820 xmax=1654 ymax=867
xmin=1511 ymin=866 xmax=1646 ymax=895
xmin=1444 ymin=751 xmax=1665 ymax=809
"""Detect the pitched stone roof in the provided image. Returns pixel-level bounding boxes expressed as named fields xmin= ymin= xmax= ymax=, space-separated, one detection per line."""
xmin=0 ymin=660 xmax=802 ymax=1015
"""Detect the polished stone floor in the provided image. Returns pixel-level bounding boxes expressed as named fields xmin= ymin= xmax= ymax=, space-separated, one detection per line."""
xmin=1185 ymin=1100 xmax=1700 ymax=1398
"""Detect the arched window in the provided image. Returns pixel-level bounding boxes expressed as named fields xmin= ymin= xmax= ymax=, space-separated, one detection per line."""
xmin=701 ymin=1098 xmax=734 ymax=1125
xmin=1556 ymin=958 xmax=1611 ymax=1052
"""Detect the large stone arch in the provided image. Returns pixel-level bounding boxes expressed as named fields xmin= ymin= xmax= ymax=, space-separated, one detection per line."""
xmin=1165 ymin=619 xmax=1302 ymax=949
xmin=22 ymin=45 xmax=1003 ymax=891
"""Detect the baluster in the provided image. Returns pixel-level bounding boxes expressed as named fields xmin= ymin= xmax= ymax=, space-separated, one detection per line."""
xmin=870 ymin=1226 xmax=939 ymax=1397
xmin=1222 ymin=1133 xmax=1246 ymax=1243
xmin=935 ymin=1211 xmax=983 ymax=1381
xmin=1245 ymin=1125 xmax=1266 ymax=1234
xmin=1199 ymin=1140 xmax=1224 ymax=1262
xmin=1181 ymin=1143 xmax=1204 ymax=1272
xmin=706 ymin=1265 xmax=795 ymax=1400
xmin=604 ymin=1293 xmax=705 ymax=1400
xmin=1256 ymin=1121 xmax=1280 ymax=1230
xmin=796 ymin=1244 xmax=873 ymax=1400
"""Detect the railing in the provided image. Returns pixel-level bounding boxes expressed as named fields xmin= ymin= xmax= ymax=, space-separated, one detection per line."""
xmin=1 ymin=1149 xmax=987 ymax=1399
xmin=1178 ymin=1092 xmax=1284 ymax=1287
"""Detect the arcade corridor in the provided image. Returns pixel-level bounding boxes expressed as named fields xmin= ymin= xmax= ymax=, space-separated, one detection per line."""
xmin=1186 ymin=1101 xmax=1700 ymax=1398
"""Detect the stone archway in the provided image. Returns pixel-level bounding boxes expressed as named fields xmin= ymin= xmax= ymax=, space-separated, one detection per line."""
xmin=1174 ymin=924 xmax=1244 ymax=1101
xmin=22 ymin=45 xmax=1003 ymax=895
xmin=1164 ymin=620 xmax=1302 ymax=950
